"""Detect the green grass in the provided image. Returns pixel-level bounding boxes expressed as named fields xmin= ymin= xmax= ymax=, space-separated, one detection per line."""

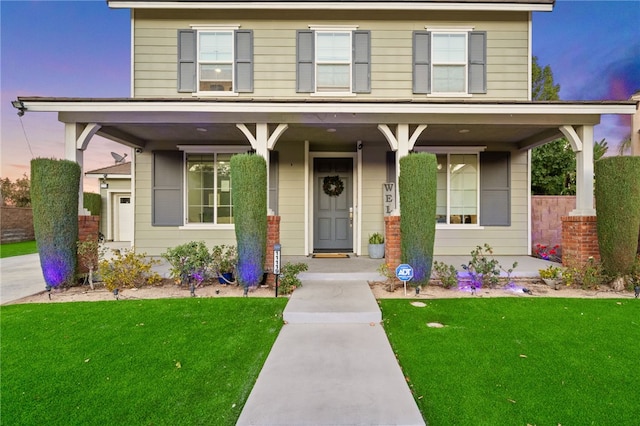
xmin=1 ymin=298 xmax=287 ymax=425
xmin=0 ymin=240 xmax=37 ymax=258
xmin=380 ymin=298 xmax=640 ymax=425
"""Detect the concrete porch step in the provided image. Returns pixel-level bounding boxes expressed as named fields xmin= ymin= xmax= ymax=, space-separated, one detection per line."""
xmin=283 ymin=280 xmax=382 ymax=324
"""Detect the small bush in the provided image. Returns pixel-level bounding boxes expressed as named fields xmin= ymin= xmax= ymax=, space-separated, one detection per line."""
xmin=277 ymin=262 xmax=308 ymax=295
xmin=562 ymin=256 xmax=608 ymax=290
xmin=461 ymin=244 xmax=501 ymax=288
xmin=432 ymin=261 xmax=459 ymax=289
xmin=98 ymin=248 xmax=162 ymax=292
xmin=162 ymin=241 xmax=212 ymax=286
xmin=368 ymin=233 xmax=384 ymax=244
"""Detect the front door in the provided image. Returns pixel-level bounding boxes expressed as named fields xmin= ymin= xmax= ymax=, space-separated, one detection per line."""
xmin=313 ymin=158 xmax=353 ymax=252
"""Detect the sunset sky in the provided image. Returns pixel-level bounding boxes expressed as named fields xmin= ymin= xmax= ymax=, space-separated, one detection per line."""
xmin=1 ymin=0 xmax=639 ymax=193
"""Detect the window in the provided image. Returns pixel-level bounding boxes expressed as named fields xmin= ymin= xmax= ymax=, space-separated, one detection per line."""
xmin=413 ymin=30 xmax=486 ymax=95
xmin=436 ymin=153 xmax=479 ymax=224
xmin=198 ymin=31 xmax=233 ymax=92
xmin=178 ymin=29 xmax=253 ymax=94
xmin=297 ymin=29 xmax=370 ymax=94
xmin=432 ymin=33 xmax=467 ymax=93
xmin=316 ymin=32 xmax=351 ymax=92
xmin=186 ymin=153 xmax=234 ymax=224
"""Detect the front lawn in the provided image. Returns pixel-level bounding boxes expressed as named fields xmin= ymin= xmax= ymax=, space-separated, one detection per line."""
xmin=381 ymin=298 xmax=640 ymax=425
xmin=0 ymin=240 xmax=37 ymax=258
xmin=1 ymin=298 xmax=287 ymax=425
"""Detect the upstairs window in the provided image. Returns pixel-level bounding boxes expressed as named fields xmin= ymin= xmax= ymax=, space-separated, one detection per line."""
xmin=413 ymin=30 xmax=486 ymax=95
xmin=178 ymin=28 xmax=253 ymax=94
xmin=297 ymin=29 xmax=370 ymax=94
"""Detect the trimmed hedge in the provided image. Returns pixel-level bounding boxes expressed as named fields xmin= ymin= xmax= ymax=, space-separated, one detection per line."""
xmin=83 ymin=192 xmax=102 ymax=216
xmin=231 ymin=154 xmax=267 ymax=287
xmin=30 ymin=158 xmax=81 ymax=287
xmin=399 ymin=153 xmax=438 ymax=286
xmin=594 ymin=156 xmax=640 ymax=276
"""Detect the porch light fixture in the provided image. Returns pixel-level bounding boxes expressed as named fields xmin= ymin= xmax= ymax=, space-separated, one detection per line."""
xmin=11 ymin=100 xmax=26 ymax=117
xmin=100 ymin=174 xmax=109 ymax=189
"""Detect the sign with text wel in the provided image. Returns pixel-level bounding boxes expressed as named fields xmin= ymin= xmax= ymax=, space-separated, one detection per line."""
xmin=395 ymin=264 xmax=414 ymax=282
xmin=383 ymin=182 xmax=396 ymax=216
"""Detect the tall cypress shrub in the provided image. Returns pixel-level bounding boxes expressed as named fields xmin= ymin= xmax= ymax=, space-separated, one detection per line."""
xmin=31 ymin=158 xmax=81 ymax=287
xmin=231 ymin=154 xmax=267 ymax=288
xmin=399 ymin=153 xmax=438 ymax=286
xmin=594 ymin=156 xmax=640 ymax=276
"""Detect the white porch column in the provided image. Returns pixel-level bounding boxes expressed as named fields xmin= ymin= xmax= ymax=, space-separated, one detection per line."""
xmin=632 ymin=93 xmax=640 ymax=156
xmin=561 ymin=124 xmax=596 ymax=216
xmin=65 ymin=123 xmax=100 ymax=215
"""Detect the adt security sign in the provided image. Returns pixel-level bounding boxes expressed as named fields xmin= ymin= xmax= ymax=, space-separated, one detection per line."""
xmin=395 ymin=264 xmax=414 ymax=282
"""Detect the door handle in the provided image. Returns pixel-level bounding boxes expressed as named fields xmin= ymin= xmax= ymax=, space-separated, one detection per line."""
xmin=349 ymin=207 xmax=353 ymax=227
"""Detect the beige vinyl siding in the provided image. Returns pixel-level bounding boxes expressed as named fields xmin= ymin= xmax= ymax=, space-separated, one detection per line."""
xmin=133 ymin=10 xmax=530 ymax=100
xmin=433 ymin=148 xmax=529 ymax=255
xmin=359 ymin=141 xmax=389 ymax=256
xmin=276 ymin=140 xmax=307 ymax=256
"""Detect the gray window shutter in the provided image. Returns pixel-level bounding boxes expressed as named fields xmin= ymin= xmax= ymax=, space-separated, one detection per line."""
xmin=468 ymin=31 xmax=487 ymax=94
xmin=177 ymin=29 xmax=197 ymax=93
xmin=296 ymin=30 xmax=314 ymax=93
xmin=413 ymin=31 xmax=431 ymax=94
xmin=153 ymin=150 xmax=183 ymax=226
xmin=269 ymin=151 xmax=279 ymax=215
xmin=352 ymin=30 xmax=371 ymax=93
xmin=235 ymin=30 xmax=253 ymax=93
xmin=480 ymin=152 xmax=510 ymax=226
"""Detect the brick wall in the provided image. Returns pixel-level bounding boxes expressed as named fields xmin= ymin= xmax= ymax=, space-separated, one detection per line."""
xmin=0 ymin=207 xmax=35 ymax=243
xmin=561 ymin=215 xmax=599 ymax=268
xmin=531 ymin=196 xmax=575 ymax=250
xmin=265 ymin=216 xmax=280 ymax=287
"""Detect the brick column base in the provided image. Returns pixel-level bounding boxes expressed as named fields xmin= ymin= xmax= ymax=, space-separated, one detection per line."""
xmin=265 ymin=216 xmax=280 ymax=287
xmin=561 ymin=215 xmax=599 ymax=268
xmin=78 ymin=215 xmax=100 ymax=274
xmin=384 ymin=216 xmax=401 ymax=270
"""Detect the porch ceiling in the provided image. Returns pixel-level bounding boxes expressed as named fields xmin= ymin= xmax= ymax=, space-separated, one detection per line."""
xmin=16 ymin=97 xmax=636 ymax=151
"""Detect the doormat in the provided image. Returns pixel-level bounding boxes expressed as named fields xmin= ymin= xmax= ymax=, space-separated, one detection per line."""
xmin=311 ymin=253 xmax=350 ymax=258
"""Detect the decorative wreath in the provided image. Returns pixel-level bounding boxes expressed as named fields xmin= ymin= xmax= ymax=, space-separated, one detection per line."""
xmin=323 ymin=175 xmax=344 ymax=197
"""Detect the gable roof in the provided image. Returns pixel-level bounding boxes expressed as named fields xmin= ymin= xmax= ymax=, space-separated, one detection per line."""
xmin=86 ymin=162 xmax=131 ymax=177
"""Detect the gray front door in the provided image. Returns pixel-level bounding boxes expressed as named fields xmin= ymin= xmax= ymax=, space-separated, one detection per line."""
xmin=314 ymin=158 xmax=353 ymax=252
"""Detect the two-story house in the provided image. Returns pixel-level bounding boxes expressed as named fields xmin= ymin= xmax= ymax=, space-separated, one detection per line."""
xmin=14 ymin=0 xmax=636 ymax=262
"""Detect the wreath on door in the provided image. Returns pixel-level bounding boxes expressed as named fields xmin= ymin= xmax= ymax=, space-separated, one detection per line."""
xmin=323 ymin=175 xmax=344 ymax=197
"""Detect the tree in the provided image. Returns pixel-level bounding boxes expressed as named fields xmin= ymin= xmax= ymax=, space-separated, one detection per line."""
xmin=531 ymin=56 xmax=577 ymax=195
xmin=0 ymin=174 xmax=31 ymax=207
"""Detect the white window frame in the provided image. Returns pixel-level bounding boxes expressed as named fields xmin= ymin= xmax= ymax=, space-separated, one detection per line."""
xmin=192 ymin=25 xmax=240 ymax=96
xmin=426 ymin=27 xmax=473 ymax=97
xmin=310 ymin=25 xmax=357 ymax=96
xmin=178 ymin=145 xmax=246 ymax=229
xmin=415 ymin=146 xmax=484 ymax=229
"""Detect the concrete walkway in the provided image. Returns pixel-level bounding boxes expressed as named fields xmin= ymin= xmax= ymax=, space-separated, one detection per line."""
xmin=236 ymin=279 xmax=426 ymax=426
xmin=0 ymin=253 xmax=46 ymax=305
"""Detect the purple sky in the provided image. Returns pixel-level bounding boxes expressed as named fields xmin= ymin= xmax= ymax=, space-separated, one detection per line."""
xmin=2 ymin=0 xmax=639 ymax=192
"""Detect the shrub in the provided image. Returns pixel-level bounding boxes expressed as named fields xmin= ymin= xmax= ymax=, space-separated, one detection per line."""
xmin=595 ymin=156 xmax=640 ymax=276
xmin=211 ymin=244 xmax=237 ymax=277
xmin=399 ymin=153 xmax=437 ymax=286
xmin=162 ymin=241 xmax=212 ymax=286
xmin=98 ymin=248 xmax=161 ymax=292
xmin=231 ymin=154 xmax=267 ymax=288
xmin=368 ymin=232 xmax=384 ymax=244
xmin=461 ymin=244 xmax=501 ymax=288
xmin=277 ymin=262 xmax=308 ymax=295
xmin=31 ymin=158 xmax=81 ymax=287
xmin=432 ymin=261 xmax=458 ymax=288
xmin=83 ymin=192 xmax=102 ymax=216
xmin=77 ymin=239 xmax=105 ymax=289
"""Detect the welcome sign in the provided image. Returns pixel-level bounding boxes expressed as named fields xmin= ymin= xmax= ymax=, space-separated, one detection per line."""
xmin=383 ymin=182 xmax=396 ymax=216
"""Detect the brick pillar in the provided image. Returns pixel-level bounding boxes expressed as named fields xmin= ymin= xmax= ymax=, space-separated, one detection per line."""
xmin=78 ymin=215 xmax=100 ymax=274
xmin=561 ymin=215 xmax=599 ymax=268
xmin=384 ymin=215 xmax=401 ymax=270
xmin=265 ymin=215 xmax=280 ymax=287
xmin=78 ymin=215 xmax=100 ymax=242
